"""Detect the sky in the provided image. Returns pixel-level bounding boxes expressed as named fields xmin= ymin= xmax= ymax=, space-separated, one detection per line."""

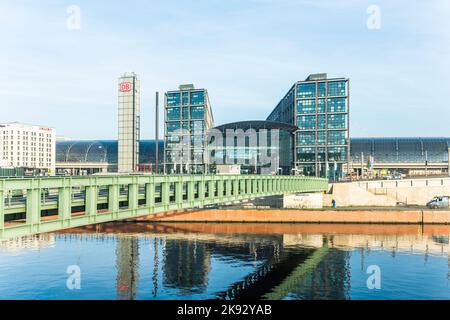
xmin=1 ymin=0 xmax=449 ymax=140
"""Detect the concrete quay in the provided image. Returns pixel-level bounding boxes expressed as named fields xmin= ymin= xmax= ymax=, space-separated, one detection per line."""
xmin=132 ymin=208 xmax=450 ymax=225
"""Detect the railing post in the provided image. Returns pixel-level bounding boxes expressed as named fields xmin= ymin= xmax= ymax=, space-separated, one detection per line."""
xmin=85 ymin=185 xmax=98 ymax=215
xmin=26 ymin=187 xmax=41 ymax=226
xmin=58 ymin=184 xmax=72 ymax=221
xmin=198 ymin=177 xmax=205 ymax=205
xmin=145 ymin=179 xmax=155 ymax=212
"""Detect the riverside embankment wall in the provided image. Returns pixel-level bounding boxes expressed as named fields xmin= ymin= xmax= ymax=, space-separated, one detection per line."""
xmin=132 ymin=209 xmax=450 ymax=224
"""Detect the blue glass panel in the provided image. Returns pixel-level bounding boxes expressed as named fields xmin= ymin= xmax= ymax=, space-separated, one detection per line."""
xmin=297 ymin=131 xmax=315 ymax=145
xmin=297 ymin=99 xmax=315 ymax=114
xmin=327 ymin=81 xmax=347 ymax=96
xmin=318 ymin=82 xmax=326 ymax=97
xmin=166 ymin=107 xmax=181 ymax=120
xmin=327 ymin=114 xmax=347 ymax=129
xmin=297 ymin=115 xmax=316 ymax=130
xmin=327 ymin=98 xmax=347 ymax=113
xmin=297 ymin=83 xmax=316 ymax=98
xmin=190 ymin=106 xmax=205 ymax=119
xmin=167 ymin=93 xmax=181 ymax=106
xmin=190 ymin=91 xmax=205 ymax=105
xmin=317 ymin=99 xmax=326 ymax=113
xmin=328 ymin=130 xmax=347 ymax=145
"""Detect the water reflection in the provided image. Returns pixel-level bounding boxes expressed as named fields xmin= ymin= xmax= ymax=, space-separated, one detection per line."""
xmin=0 ymin=223 xmax=448 ymax=300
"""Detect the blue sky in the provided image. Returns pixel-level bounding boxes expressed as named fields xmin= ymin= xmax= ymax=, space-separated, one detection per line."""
xmin=1 ymin=0 xmax=449 ymax=139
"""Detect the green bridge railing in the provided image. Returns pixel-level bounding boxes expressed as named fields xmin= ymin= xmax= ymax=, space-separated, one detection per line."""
xmin=0 ymin=174 xmax=328 ymax=239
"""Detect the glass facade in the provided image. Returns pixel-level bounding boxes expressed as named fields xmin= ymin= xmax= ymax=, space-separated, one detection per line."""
xmin=164 ymin=85 xmax=214 ymax=174
xmin=267 ymin=74 xmax=350 ymax=180
xmin=211 ymin=121 xmax=296 ymax=175
xmin=118 ymin=73 xmax=140 ymax=173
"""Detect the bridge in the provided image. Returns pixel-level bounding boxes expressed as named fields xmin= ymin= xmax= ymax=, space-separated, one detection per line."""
xmin=0 ymin=174 xmax=327 ymax=239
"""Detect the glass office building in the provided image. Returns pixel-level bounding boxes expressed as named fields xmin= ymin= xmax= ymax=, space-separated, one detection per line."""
xmin=118 ymin=72 xmax=140 ymax=173
xmin=164 ymin=84 xmax=214 ymax=174
xmin=267 ymin=74 xmax=350 ymax=180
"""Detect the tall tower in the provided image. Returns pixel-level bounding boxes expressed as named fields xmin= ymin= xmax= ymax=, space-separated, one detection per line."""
xmin=118 ymin=72 xmax=140 ymax=173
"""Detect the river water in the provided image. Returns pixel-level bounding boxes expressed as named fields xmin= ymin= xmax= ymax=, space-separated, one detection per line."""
xmin=0 ymin=223 xmax=448 ymax=300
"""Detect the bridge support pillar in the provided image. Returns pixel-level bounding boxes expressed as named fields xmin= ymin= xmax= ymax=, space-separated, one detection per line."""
xmin=208 ymin=179 xmax=215 ymax=200
xmin=233 ymin=179 xmax=239 ymax=198
xmin=58 ymin=187 xmax=72 ymax=221
xmin=198 ymin=178 xmax=205 ymax=204
xmin=145 ymin=182 xmax=155 ymax=212
xmin=128 ymin=183 xmax=138 ymax=213
xmin=162 ymin=178 xmax=170 ymax=210
xmin=225 ymin=179 xmax=232 ymax=199
xmin=26 ymin=188 xmax=41 ymax=226
xmin=175 ymin=179 xmax=183 ymax=207
xmin=108 ymin=184 xmax=119 ymax=214
xmin=217 ymin=177 xmax=224 ymax=201
xmin=187 ymin=179 xmax=195 ymax=206
xmin=86 ymin=185 xmax=97 ymax=215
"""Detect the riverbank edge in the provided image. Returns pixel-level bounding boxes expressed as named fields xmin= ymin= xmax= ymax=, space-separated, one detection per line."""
xmin=128 ymin=208 xmax=450 ymax=225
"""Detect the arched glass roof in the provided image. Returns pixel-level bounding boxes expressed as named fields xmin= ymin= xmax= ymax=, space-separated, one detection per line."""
xmin=56 ymin=140 xmax=164 ymax=164
xmin=350 ymin=138 xmax=450 ymax=163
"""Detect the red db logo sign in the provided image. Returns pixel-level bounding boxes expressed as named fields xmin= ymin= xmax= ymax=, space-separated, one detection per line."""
xmin=119 ymin=82 xmax=132 ymax=92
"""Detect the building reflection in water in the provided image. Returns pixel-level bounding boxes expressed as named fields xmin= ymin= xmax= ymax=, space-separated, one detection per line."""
xmin=162 ymin=239 xmax=211 ymax=294
xmin=116 ymin=236 xmax=140 ymax=300
xmin=49 ymin=223 xmax=449 ymax=300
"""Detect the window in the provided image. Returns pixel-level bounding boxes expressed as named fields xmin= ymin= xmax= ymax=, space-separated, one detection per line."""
xmin=327 ymin=98 xmax=347 ymax=113
xmin=317 ymin=99 xmax=326 ymax=113
xmin=167 ymin=93 xmax=181 ymax=106
xmin=328 ymin=131 xmax=346 ymax=145
xmin=297 ymin=132 xmax=315 ymax=145
xmin=167 ymin=122 xmax=181 ymax=134
xmin=297 ymin=115 xmax=316 ymax=130
xmin=297 ymin=147 xmax=316 ymax=162
xmin=190 ymin=91 xmax=205 ymax=105
xmin=297 ymin=83 xmax=316 ymax=98
xmin=297 ymin=99 xmax=315 ymax=114
xmin=328 ymin=147 xmax=347 ymax=161
xmin=328 ymin=114 xmax=347 ymax=129
xmin=190 ymin=106 xmax=204 ymax=119
xmin=317 ymin=131 xmax=326 ymax=145
xmin=318 ymin=82 xmax=326 ymax=97
xmin=327 ymin=81 xmax=347 ymax=96
xmin=166 ymin=107 xmax=181 ymax=120
xmin=182 ymin=92 xmax=189 ymax=106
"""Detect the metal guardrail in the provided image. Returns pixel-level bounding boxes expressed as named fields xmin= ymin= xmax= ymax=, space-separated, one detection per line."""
xmin=0 ymin=175 xmax=328 ymax=239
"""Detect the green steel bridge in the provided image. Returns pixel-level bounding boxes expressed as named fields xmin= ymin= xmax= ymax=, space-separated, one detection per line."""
xmin=0 ymin=174 xmax=327 ymax=239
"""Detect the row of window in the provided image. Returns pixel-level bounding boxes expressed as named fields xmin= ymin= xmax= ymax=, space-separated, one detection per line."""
xmin=166 ymin=121 xmax=205 ymax=134
xmin=166 ymin=106 xmax=205 ymax=121
xmin=296 ymin=146 xmax=348 ymax=162
xmin=297 ymin=114 xmax=348 ymax=130
xmin=297 ymin=80 xmax=347 ymax=98
xmin=166 ymin=91 xmax=206 ymax=107
xmin=297 ymin=130 xmax=347 ymax=146
xmin=297 ymin=98 xmax=347 ymax=114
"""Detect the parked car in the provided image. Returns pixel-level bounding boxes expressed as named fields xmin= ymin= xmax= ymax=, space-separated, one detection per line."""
xmin=427 ymin=196 xmax=450 ymax=209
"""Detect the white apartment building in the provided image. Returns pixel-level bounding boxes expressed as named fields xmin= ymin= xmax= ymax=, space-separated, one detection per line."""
xmin=0 ymin=122 xmax=56 ymax=174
